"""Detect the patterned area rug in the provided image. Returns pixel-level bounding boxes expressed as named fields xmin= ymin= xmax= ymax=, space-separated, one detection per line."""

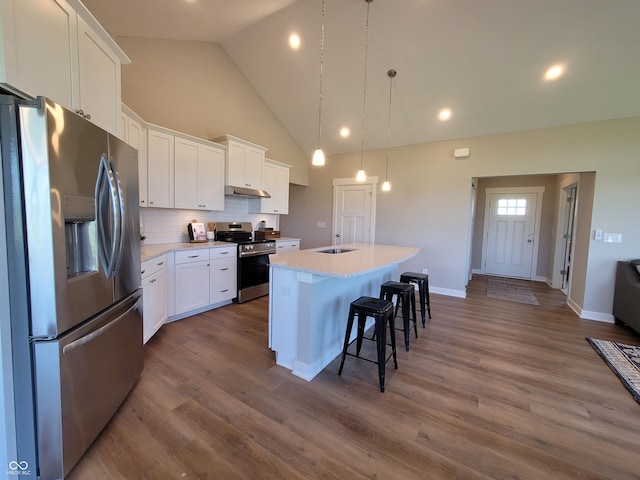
xmin=587 ymin=338 xmax=640 ymax=404
xmin=485 ymin=276 xmax=539 ymax=305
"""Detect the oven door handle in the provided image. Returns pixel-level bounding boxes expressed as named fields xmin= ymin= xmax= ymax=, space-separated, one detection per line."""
xmin=239 ymin=251 xmax=275 ymax=258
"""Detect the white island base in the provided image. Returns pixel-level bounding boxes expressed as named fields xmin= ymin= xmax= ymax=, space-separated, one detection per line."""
xmin=268 ymin=244 xmax=419 ymax=381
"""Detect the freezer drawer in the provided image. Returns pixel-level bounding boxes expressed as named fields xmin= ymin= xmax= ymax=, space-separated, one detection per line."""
xmin=33 ymin=290 xmax=143 ymax=480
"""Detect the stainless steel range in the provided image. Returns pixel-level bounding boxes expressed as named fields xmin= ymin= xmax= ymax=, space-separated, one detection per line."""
xmin=216 ymin=222 xmax=276 ymax=303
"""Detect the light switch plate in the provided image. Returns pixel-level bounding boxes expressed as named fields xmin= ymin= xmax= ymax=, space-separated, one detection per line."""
xmin=603 ymin=233 xmax=622 ymax=243
xmin=594 ymin=229 xmax=603 ymax=240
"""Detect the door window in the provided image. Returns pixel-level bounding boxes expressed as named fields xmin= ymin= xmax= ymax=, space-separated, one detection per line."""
xmin=497 ymin=198 xmax=527 ymax=216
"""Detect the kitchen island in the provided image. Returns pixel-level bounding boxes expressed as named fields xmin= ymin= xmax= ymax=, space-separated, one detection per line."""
xmin=268 ymin=243 xmax=419 ymax=380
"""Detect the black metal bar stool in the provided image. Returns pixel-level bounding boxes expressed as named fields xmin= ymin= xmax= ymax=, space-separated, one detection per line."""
xmin=379 ymin=281 xmax=418 ymax=351
xmin=338 ymin=296 xmax=398 ymax=392
xmin=399 ymin=272 xmax=431 ymax=327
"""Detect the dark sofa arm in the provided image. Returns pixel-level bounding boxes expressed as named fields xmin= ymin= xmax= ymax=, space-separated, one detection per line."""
xmin=613 ymin=260 xmax=640 ymax=334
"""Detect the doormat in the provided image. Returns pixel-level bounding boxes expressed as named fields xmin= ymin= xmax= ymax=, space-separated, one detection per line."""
xmin=485 ymin=276 xmax=539 ymax=305
xmin=587 ymin=338 xmax=640 ymax=404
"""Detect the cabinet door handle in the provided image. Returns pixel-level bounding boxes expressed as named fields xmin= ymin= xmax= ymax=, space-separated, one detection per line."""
xmin=157 ymin=261 xmax=164 ymax=266
xmin=220 ymin=289 xmax=229 ymax=293
xmin=220 ymin=267 xmax=229 ymax=271
xmin=141 ymin=269 xmax=146 ymax=275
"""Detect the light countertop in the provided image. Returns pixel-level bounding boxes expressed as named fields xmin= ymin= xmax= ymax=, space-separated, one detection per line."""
xmin=268 ymin=243 xmax=419 ymax=278
xmin=275 ymin=237 xmax=301 ymax=242
xmin=141 ymin=241 xmax=234 ymax=262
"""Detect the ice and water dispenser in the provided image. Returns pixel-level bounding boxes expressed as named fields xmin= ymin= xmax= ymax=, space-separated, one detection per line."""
xmin=64 ymin=194 xmax=98 ymax=278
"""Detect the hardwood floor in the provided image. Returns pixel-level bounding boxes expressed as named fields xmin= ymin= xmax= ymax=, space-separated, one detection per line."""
xmin=69 ymin=276 xmax=640 ymax=479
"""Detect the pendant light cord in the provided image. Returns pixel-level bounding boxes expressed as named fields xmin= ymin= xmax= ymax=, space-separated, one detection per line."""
xmin=359 ymin=0 xmax=372 ymax=170
xmin=316 ymin=0 xmax=326 ymax=150
xmin=385 ymin=69 xmax=396 ymax=180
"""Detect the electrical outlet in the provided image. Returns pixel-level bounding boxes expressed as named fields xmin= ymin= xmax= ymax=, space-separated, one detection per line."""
xmin=422 ymin=268 xmax=428 ymax=275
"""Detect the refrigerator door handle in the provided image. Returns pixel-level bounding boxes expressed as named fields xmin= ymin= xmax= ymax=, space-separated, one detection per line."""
xmin=62 ymin=295 xmax=141 ymax=354
xmin=95 ymin=154 xmax=119 ymax=277
xmin=109 ymin=157 xmax=126 ymax=276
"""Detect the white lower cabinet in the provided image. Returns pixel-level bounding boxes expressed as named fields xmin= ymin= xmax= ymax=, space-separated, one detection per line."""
xmin=150 ymin=245 xmax=237 ymax=323
xmin=209 ymin=246 xmax=237 ymax=304
xmin=174 ymin=249 xmax=210 ymax=315
xmin=275 ymin=239 xmax=300 ymax=252
xmin=141 ymin=254 xmax=168 ymax=344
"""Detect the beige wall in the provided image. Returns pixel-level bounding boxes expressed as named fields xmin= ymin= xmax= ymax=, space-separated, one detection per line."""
xmin=281 ymin=117 xmax=640 ymax=319
xmin=116 ymin=37 xmax=310 ymax=186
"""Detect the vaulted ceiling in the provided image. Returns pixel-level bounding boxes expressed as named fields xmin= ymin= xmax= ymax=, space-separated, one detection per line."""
xmin=82 ymin=0 xmax=640 ymax=157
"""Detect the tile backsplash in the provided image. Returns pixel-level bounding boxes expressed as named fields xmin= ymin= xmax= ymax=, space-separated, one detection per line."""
xmin=140 ymin=196 xmax=278 ymax=244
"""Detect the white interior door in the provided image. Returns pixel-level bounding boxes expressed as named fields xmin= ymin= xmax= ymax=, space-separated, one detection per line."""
xmin=332 ymin=180 xmax=376 ymax=245
xmin=483 ymin=190 xmax=541 ymax=278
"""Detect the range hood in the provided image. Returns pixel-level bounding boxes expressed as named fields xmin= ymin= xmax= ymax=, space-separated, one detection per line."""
xmin=224 ymin=185 xmax=271 ymax=198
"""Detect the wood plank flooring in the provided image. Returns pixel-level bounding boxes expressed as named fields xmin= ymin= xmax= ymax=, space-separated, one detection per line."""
xmin=68 ymin=276 xmax=640 ymax=479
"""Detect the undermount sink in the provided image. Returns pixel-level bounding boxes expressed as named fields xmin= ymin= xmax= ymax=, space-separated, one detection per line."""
xmin=315 ymin=247 xmax=357 ymax=254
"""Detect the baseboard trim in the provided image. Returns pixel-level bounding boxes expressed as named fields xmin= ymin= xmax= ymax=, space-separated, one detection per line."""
xmin=566 ymin=296 xmax=615 ymax=323
xmin=431 ymin=286 xmax=466 ymax=298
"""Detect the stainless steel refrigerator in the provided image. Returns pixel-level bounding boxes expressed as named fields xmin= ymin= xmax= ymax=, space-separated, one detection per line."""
xmin=0 ymin=94 xmax=143 ymax=479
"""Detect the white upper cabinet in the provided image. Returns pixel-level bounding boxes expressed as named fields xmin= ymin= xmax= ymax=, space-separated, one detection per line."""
xmin=122 ymin=105 xmax=147 ymax=207
xmin=174 ymin=136 xmax=225 ymax=211
xmin=147 ymin=127 xmax=175 ymax=209
xmin=0 ymin=0 xmax=77 ymax=106
xmin=0 ymin=0 xmax=129 ymax=134
xmin=76 ymin=15 xmax=122 ymax=134
xmin=249 ymin=159 xmax=291 ymax=214
xmin=213 ymin=134 xmax=267 ymax=189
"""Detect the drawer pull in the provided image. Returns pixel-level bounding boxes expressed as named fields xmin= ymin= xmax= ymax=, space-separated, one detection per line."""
xmin=188 ymin=255 xmax=200 ymax=258
xmin=220 ymin=267 xmax=229 ymax=271
xmin=157 ymin=261 xmax=164 ymax=266
xmin=220 ymin=289 xmax=229 ymax=293
xmin=141 ymin=269 xmax=146 ymax=275
xmin=220 ymin=251 xmax=230 ymax=255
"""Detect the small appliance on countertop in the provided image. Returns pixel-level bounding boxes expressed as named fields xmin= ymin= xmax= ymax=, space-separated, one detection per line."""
xmin=254 ymin=229 xmax=281 ymax=240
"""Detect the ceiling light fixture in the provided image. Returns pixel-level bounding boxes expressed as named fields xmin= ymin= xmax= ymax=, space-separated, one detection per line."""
xmin=312 ymin=0 xmax=326 ymax=166
xmin=438 ymin=108 xmax=452 ymax=121
xmin=289 ymin=33 xmax=301 ymax=50
xmin=382 ymin=68 xmax=396 ymax=192
xmin=340 ymin=126 xmax=350 ymax=138
xmin=356 ymin=0 xmax=374 ymax=183
xmin=544 ymin=64 xmax=564 ymax=81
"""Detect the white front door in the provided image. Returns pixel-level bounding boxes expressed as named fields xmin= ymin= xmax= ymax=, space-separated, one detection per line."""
xmin=332 ymin=179 xmax=376 ymax=245
xmin=483 ymin=188 xmax=543 ymax=278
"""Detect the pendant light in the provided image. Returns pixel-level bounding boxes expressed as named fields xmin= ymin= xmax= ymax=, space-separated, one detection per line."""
xmin=356 ymin=0 xmax=373 ymax=182
xmin=312 ymin=0 xmax=326 ymax=166
xmin=381 ymin=69 xmax=396 ymax=192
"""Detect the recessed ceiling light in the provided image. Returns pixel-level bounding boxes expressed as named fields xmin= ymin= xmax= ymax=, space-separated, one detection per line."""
xmin=289 ymin=33 xmax=301 ymax=50
xmin=544 ymin=64 xmax=564 ymax=81
xmin=339 ymin=127 xmax=350 ymax=138
xmin=438 ymin=108 xmax=452 ymax=121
